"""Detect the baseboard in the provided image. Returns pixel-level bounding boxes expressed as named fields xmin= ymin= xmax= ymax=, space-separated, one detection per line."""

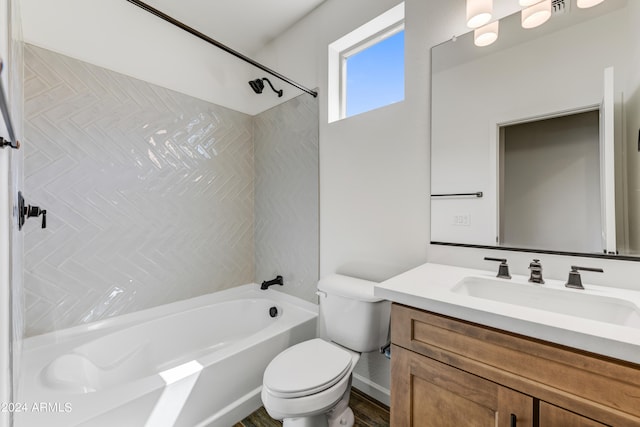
xmin=352 ymin=373 xmax=390 ymax=407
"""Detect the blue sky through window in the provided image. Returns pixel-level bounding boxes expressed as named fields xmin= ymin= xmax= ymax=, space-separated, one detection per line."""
xmin=345 ymin=30 xmax=404 ymax=117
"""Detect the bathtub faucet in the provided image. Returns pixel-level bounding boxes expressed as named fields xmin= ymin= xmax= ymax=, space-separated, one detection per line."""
xmin=261 ymin=275 xmax=284 ymax=290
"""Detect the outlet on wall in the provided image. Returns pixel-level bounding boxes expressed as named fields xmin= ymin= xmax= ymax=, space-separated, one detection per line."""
xmin=452 ymin=213 xmax=471 ymax=226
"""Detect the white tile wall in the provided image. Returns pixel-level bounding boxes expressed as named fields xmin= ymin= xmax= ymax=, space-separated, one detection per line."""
xmin=23 ymin=45 xmax=321 ymax=337
xmin=23 ymin=45 xmax=256 ymax=336
xmin=254 ymin=94 xmax=319 ymax=303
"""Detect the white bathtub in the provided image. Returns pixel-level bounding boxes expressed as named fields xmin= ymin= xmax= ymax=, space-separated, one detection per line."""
xmin=15 ymin=284 xmax=318 ymax=427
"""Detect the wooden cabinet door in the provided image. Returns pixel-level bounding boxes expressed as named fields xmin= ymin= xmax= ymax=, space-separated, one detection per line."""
xmin=539 ymin=402 xmax=610 ymax=427
xmin=392 ymin=345 xmax=533 ymax=426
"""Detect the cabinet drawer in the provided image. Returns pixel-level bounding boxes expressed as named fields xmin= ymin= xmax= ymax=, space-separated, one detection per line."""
xmin=391 ymin=303 xmax=640 ymax=426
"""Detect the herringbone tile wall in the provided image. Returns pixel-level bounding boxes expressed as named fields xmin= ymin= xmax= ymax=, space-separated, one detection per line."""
xmin=23 ymin=45 xmax=257 ymax=336
xmin=254 ymin=94 xmax=319 ymax=303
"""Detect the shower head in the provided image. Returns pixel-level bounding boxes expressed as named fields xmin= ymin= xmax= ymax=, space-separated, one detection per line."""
xmin=248 ymin=78 xmax=283 ymax=97
xmin=249 ymin=79 xmax=264 ymax=94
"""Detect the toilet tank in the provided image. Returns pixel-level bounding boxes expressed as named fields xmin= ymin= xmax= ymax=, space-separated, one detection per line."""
xmin=317 ymin=274 xmax=391 ymax=353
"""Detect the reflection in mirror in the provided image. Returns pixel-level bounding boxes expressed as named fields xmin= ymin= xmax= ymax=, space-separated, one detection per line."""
xmin=500 ymin=110 xmax=602 ymax=253
xmin=430 ymin=0 xmax=640 ymax=257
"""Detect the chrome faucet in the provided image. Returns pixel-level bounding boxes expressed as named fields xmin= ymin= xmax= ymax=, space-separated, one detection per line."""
xmin=565 ymin=266 xmax=603 ymax=290
xmin=528 ymin=259 xmax=544 ymax=284
xmin=484 ymin=257 xmax=511 ymax=279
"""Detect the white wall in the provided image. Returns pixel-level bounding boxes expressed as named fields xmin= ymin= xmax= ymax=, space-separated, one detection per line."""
xmin=19 ymin=0 xmax=301 ymax=116
xmin=258 ymin=0 xmax=425 ymax=283
xmin=255 ymin=0 xmax=523 ymax=281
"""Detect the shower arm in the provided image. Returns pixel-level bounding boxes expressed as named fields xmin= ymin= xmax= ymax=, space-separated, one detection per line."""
xmin=125 ymin=0 xmax=317 ymax=98
xmin=261 ymin=78 xmax=283 ymax=97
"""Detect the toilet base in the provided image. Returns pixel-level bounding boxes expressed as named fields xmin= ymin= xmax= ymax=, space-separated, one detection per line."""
xmin=327 ymin=406 xmax=354 ymax=427
xmin=283 ymin=414 xmax=328 ymax=427
xmin=326 ymin=385 xmax=354 ymax=427
xmin=281 ymin=407 xmax=355 ymax=427
xmin=281 ymin=379 xmax=355 ymax=427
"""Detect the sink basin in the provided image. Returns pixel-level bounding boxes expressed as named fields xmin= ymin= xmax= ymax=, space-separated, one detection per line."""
xmin=452 ymin=277 xmax=640 ymax=329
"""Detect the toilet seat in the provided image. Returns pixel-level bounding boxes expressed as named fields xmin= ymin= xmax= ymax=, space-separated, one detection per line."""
xmin=263 ymin=338 xmax=353 ymax=398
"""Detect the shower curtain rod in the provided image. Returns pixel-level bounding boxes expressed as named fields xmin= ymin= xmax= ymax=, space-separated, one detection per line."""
xmin=0 ymin=59 xmax=19 ymax=149
xmin=125 ymin=0 xmax=318 ymax=98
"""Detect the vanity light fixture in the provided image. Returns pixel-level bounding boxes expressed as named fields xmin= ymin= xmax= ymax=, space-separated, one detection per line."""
xmin=466 ymin=0 xmax=493 ymax=28
xmin=577 ymin=0 xmax=605 ymax=8
xmin=521 ymin=0 xmax=552 ymax=29
xmin=474 ymin=21 xmax=499 ymax=47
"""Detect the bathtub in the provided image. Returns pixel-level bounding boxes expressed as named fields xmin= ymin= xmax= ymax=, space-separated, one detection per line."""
xmin=15 ymin=284 xmax=318 ymax=427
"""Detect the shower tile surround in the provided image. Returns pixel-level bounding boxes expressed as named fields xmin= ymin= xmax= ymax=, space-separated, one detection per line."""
xmin=254 ymin=96 xmax=319 ymax=303
xmin=23 ymin=45 xmax=319 ymax=336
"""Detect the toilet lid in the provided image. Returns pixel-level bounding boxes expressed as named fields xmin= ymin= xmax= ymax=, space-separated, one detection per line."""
xmin=263 ymin=338 xmax=353 ymax=398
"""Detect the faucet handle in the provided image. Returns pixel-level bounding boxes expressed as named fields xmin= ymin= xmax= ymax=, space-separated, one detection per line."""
xmin=484 ymin=257 xmax=511 ymax=279
xmin=565 ymin=266 xmax=604 ymax=290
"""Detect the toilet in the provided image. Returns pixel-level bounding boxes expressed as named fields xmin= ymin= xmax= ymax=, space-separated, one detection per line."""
xmin=261 ymin=274 xmax=391 ymax=427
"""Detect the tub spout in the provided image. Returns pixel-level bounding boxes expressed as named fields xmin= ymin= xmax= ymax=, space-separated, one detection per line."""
xmin=261 ymin=275 xmax=283 ymax=290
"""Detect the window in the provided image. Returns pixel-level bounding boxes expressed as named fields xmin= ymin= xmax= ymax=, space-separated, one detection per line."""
xmin=344 ymin=28 xmax=404 ymax=117
xmin=328 ymin=3 xmax=405 ymax=122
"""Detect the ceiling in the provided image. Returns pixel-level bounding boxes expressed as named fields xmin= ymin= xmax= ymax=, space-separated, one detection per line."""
xmin=142 ymin=0 xmax=328 ymax=55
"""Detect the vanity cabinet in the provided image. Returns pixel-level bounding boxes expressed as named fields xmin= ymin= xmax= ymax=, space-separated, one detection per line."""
xmin=390 ymin=303 xmax=640 ymax=427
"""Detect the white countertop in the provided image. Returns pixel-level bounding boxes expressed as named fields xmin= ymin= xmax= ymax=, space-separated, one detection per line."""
xmin=375 ymin=262 xmax=640 ymax=365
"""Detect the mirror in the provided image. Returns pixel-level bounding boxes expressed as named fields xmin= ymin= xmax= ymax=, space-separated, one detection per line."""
xmin=430 ymin=0 xmax=640 ymax=257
